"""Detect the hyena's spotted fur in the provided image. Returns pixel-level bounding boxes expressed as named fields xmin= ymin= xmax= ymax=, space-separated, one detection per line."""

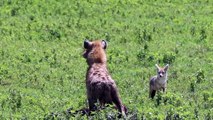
xmin=149 ymin=64 xmax=169 ymax=99
xmin=83 ymin=39 xmax=127 ymax=117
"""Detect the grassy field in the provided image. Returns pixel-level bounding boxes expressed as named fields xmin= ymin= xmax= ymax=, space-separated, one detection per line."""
xmin=0 ymin=0 xmax=213 ymax=119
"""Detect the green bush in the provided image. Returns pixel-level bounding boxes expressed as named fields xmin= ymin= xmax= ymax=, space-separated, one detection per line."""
xmin=0 ymin=0 xmax=212 ymax=119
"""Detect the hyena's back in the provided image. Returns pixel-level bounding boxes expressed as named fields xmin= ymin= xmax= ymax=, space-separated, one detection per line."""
xmin=87 ymin=79 xmax=115 ymax=104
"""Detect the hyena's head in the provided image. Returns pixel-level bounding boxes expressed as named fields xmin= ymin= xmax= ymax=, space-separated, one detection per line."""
xmin=155 ymin=64 xmax=169 ymax=78
xmin=83 ymin=39 xmax=107 ymax=65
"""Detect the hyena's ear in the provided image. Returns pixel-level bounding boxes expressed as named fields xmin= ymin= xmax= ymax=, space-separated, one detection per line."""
xmin=101 ymin=40 xmax=107 ymax=49
xmin=155 ymin=64 xmax=160 ymax=69
xmin=84 ymin=39 xmax=92 ymax=49
xmin=164 ymin=64 xmax=169 ymax=71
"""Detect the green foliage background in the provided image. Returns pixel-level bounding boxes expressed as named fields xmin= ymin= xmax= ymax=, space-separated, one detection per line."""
xmin=0 ymin=0 xmax=212 ymax=119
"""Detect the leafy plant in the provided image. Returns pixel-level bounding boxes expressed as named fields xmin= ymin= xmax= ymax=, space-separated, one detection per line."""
xmin=0 ymin=0 xmax=212 ymax=119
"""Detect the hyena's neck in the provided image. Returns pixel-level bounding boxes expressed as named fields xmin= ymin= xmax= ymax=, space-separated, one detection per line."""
xmin=87 ymin=63 xmax=108 ymax=73
xmin=87 ymin=59 xmax=107 ymax=66
xmin=89 ymin=63 xmax=106 ymax=68
xmin=86 ymin=63 xmax=109 ymax=80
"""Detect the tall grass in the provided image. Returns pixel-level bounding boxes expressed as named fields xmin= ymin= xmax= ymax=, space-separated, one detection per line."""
xmin=0 ymin=0 xmax=212 ymax=119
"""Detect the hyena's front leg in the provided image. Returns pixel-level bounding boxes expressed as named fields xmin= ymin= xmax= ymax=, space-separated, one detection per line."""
xmin=87 ymin=90 xmax=97 ymax=111
xmin=111 ymin=86 xmax=126 ymax=117
xmin=88 ymin=98 xmax=97 ymax=111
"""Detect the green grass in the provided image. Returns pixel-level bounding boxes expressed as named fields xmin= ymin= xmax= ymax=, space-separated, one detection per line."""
xmin=0 ymin=0 xmax=213 ymax=119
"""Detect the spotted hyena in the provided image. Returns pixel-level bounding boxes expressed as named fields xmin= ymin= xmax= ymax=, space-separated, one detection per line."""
xmin=83 ymin=39 xmax=127 ymax=117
